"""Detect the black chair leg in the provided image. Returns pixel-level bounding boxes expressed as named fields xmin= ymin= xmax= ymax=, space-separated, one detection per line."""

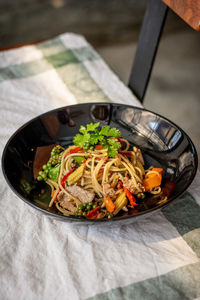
xmin=128 ymin=0 xmax=168 ymax=103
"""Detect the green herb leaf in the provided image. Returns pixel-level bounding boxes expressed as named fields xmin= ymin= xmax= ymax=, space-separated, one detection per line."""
xmin=103 ymin=138 xmax=121 ymax=157
xmin=107 ymin=128 xmax=121 ymax=138
xmin=90 ymin=133 xmax=101 ymax=145
xmin=79 ymin=125 xmax=87 ymax=134
xmin=73 ymin=123 xmax=122 ymax=157
xmin=99 ymin=126 xmax=110 ymax=136
xmin=99 ymin=126 xmax=121 ymax=138
xmin=86 ymin=122 xmax=100 ymax=132
xmin=73 ymin=133 xmax=90 ymax=148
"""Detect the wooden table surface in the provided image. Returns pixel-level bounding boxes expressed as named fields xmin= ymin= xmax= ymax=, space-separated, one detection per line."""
xmin=162 ymin=0 xmax=200 ymax=31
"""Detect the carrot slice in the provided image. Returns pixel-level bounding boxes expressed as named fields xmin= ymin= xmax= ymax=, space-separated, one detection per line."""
xmin=152 ymin=168 xmax=163 ymax=176
xmin=51 ymin=189 xmax=59 ymax=202
xmin=104 ymin=196 xmax=116 ymax=213
xmin=143 ymin=172 xmax=162 ymax=192
xmin=51 ymin=190 xmax=56 ymax=198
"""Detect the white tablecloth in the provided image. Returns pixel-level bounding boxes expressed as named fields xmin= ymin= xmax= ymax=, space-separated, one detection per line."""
xmin=0 ymin=33 xmax=200 ymax=300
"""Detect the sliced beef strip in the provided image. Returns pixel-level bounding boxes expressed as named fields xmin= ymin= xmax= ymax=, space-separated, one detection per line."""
xmin=57 ymin=191 xmax=77 ymax=212
xmin=66 ymin=184 xmax=95 ymax=203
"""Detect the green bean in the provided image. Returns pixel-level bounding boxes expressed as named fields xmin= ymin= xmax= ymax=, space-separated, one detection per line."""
xmin=78 ymin=204 xmax=83 ymax=210
xmin=86 ymin=204 xmax=91 ymax=210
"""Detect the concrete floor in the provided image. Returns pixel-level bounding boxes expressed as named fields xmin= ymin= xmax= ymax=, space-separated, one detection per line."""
xmin=98 ymin=30 xmax=200 ymax=165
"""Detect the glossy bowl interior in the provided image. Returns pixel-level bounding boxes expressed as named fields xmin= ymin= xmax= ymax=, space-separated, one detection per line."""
xmin=2 ymin=103 xmax=198 ymax=224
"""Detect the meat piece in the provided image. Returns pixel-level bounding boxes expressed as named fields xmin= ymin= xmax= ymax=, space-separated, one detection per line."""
xmin=102 ymin=183 xmax=115 ymax=198
xmin=66 ymin=184 xmax=95 ymax=203
xmin=122 ymin=177 xmax=144 ymax=193
xmin=57 ymin=191 xmax=76 ymax=212
xmin=122 ymin=177 xmax=136 ymax=194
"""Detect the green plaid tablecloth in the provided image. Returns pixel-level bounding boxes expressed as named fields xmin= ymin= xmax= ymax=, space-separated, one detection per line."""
xmin=0 ymin=33 xmax=200 ymax=300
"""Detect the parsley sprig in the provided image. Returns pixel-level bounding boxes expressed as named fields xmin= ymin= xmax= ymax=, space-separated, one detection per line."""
xmin=73 ymin=122 xmax=121 ymax=157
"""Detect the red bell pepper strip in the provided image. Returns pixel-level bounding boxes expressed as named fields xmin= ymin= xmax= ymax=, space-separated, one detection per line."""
xmin=95 ymin=144 xmax=103 ymax=150
xmin=61 ymin=168 xmax=75 ymax=187
xmin=119 ymin=151 xmax=132 ymax=156
xmin=124 ymin=188 xmax=138 ymax=208
xmin=117 ymin=181 xmax=123 ymax=190
xmin=86 ymin=206 xmax=100 ymax=219
xmin=65 ymin=147 xmax=82 ymax=157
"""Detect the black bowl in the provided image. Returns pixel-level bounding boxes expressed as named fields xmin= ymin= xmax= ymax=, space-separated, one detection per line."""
xmin=2 ymin=103 xmax=198 ymax=224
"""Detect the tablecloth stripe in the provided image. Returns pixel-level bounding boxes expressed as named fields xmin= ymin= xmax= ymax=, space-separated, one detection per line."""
xmin=38 ymin=38 xmax=110 ymax=103
xmin=87 ymin=262 xmax=200 ymax=300
xmin=0 ymin=46 xmax=98 ymax=83
xmin=162 ymin=191 xmax=200 ymax=257
xmin=36 ymin=37 xmax=69 ymax=56
xmin=0 ymin=39 xmax=110 ymax=103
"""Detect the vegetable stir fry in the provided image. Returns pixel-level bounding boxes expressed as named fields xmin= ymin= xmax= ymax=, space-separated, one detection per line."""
xmin=36 ymin=123 xmax=166 ymax=219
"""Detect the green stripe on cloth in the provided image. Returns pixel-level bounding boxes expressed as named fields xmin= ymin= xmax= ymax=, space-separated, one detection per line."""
xmin=0 ymin=44 xmax=99 ymax=83
xmin=73 ymin=46 xmax=100 ymax=62
xmin=162 ymin=191 xmax=200 ymax=257
xmin=0 ymin=52 xmax=77 ymax=83
xmin=36 ymin=37 xmax=66 ymax=56
xmin=0 ymin=36 xmax=110 ymax=102
xmin=183 ymin=229 xmax=200 ymax=258
xmin=0 ymin=59 xmax=51 ymax=82
xmin=87 ymin=262 xmax=200 ymax=300
xmin=45 ymin=49 xmax=78 ymax=68
xmin=37 ymin=37 xmax=100 ymax=61
xmin=39 ymin=37 xmax=109 ymax=103
xmin=53 ymin=63 xmax=109 ymax=103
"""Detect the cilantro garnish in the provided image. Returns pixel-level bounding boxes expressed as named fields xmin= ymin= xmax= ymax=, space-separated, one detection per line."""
xmin=73 ymin=122 xmax=121 ymax=157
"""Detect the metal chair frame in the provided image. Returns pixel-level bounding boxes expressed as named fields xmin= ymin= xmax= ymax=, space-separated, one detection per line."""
xmin=128 ymin=0 xmax=168 ymax=103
